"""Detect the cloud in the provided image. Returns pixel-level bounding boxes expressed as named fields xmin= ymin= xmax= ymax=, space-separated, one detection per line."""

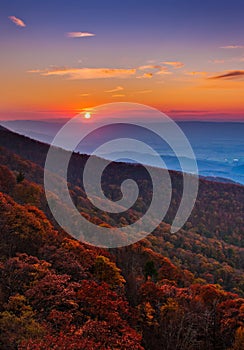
xmin=208 ymin=70 xmax=244 ymax=80
xmin=138 ymin=65 xmax=171 ymax=77
xmin=105 ymin=86 xmax=124 ymax=93
xmin=27 ymin=69 xmax=42 ymax=73
xmin=112 ymin=94 xmax=125 ymax=97
xmin=30 ymin=61 xmax=175 ymax=81
xmin=220 ymin=45 xmax=244 ymax=49
xmin=156 ymin=69 xmax=172 ymax=76
xmin=138 ymin=64 xmax=162 ymax=70
xmin=66 ymin=32 xmax=95 ymax=38
xmin=162 ymin=61 xmax=184 ymax=69
xmin=80 ymin=93 xmax=90 ymax=97
xmin=30 ymin=67 xmax=136 ymax=80
xmin=9 ymin=16 xmax=26 ymax=28
xmin=136 ymin=73 xmax=153 ymax=79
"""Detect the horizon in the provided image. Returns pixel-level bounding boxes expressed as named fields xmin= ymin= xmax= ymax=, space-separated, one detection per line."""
xmin=1 ymin=116 xmax=244 ymax=123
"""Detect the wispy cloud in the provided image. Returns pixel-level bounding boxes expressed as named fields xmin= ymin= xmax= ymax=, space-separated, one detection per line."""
xmin=29 ymin=62 xmax=172 ymax=81
xmin=138 ymin=64 xmax=161 ymax=70
xmin=112 ymin=94 xmax=125 ymax=97
xmin=80 ymin=93 xmax=90 ymax=97
xmin=162 ymin=61 xmax=184 ymax=69
xmin=28 ymin=69 xmax=42 ymax=73
xmin=138 ymin=65 xmax=171 ymax=77
xmin=30 ymin=67 xmax=136 ymax=79
xmin=220 ymin=45 xmax=244 ymax=49
xmin=136 ymin=73 xmax=153 ymax=79
xmin=156 ymin=69 xmax=172 ymax=76
xmin=9 ymin=16 xmax=26 ymax=28
xmin=208 ymin=70 xmax=244 ymax=80
xmin=66 ymin=32 xmax=95 ymax=38
xmin=105 ymin=86 xmax=124 ymax=93
xmin=210 ymin=57 xmax=244 ymax=64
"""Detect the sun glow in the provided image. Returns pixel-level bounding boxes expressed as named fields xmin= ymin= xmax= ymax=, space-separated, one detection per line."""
xmin=84 ymin=112 xmax=91 ymax=119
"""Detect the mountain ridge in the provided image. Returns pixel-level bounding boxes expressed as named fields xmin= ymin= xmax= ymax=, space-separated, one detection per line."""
xmin=0 ymin=125 xmax=243 ymax=349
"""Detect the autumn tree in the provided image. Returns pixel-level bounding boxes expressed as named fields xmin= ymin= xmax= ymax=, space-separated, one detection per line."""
xmin=93 ymin=255 xmax=125 ymax=288
xmin=229 ymin=327 xmax=244 ymax=350
xmin=0 ymin=294 xmax=44 ymax=349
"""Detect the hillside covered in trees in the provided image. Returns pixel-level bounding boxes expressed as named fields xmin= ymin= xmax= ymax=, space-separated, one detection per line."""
xmin=0 ymin=125 xmax=243 ymax=349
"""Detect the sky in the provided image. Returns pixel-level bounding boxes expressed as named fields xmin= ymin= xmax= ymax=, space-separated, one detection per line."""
xmin=0 ymin=0 xmax=244 ymax=121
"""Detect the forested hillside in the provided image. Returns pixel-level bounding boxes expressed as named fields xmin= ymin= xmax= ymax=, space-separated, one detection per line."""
xmin=0 ymin=126 xmax=243 ymax=349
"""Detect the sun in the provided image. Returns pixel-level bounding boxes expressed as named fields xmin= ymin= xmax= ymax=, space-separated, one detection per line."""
xmin=84 ymin=112 xmax=91 ymax=119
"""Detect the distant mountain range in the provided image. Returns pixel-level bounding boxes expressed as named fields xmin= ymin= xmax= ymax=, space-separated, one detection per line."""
xmin=1 ymin=119 xmax=243 ymax=184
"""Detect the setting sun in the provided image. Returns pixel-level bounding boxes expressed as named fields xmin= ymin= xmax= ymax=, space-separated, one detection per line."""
xmin=84 ymin=112 xmax=91 ymax=119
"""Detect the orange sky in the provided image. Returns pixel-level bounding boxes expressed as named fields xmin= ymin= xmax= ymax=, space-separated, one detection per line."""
xmin=1 ymin=68 xmax=243 ymax=120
